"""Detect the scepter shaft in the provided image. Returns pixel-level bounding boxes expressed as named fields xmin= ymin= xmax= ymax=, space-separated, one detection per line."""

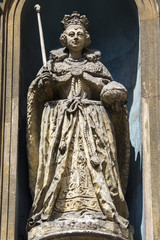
xmin=34 ymin=4 xmax=47 ymax=67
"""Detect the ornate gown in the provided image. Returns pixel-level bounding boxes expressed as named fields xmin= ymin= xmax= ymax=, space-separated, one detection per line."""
xmin=27 ymin=48 xmax=130 ymax=230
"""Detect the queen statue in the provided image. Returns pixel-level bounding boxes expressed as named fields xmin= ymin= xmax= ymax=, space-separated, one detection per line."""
xmin=27 ymin=11 xmax=133 ymax=240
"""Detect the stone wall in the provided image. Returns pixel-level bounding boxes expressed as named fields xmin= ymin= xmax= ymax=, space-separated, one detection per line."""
xmin=0 ymin=0 xmax=160 ymax=240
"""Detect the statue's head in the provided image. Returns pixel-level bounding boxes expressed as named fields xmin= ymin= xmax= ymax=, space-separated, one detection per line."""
xmin=60 ymin=12 xmax=91 ymax=52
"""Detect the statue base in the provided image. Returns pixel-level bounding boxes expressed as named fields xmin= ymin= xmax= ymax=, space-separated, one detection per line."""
xmin=28 ymin=217 xmax=134 ymax=240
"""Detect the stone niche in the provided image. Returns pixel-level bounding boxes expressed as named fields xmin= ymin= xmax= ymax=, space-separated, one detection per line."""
xmin=19 ymin=0 xmax=140 ymax=239
xmin=1 ymin=0 xmax=160 ymax=240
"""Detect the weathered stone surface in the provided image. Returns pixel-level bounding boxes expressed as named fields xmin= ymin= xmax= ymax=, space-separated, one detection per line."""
xmin=140 ymin=16 xmax=160 ymax=240
xmin=27 ymin=11 xmax=132 ymax=240
xmin=0 ymin=1 xmax=160 ymax=240
xmin=28 ymin=220 xmax=134 ymax=240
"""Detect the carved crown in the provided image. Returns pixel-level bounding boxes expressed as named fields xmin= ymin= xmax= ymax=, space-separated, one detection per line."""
xmin=61 ymin=11 xmax=89 ymax=30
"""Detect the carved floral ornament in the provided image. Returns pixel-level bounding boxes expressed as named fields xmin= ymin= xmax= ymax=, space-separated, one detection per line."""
xmin=61 ymin=11 xmax=89 ymax=30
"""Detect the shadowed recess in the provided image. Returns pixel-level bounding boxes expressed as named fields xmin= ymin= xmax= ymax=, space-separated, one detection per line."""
xmin=19 ymin=0 xmax=141 ymax=239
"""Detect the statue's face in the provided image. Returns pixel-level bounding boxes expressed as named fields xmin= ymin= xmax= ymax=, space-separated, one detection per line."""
xmin=65 ymin=25 xmax=86 ymax=52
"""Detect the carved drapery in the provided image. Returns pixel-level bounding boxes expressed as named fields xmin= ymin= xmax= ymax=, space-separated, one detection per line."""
xmin=0 ymin=0 xmax=160 ymax=239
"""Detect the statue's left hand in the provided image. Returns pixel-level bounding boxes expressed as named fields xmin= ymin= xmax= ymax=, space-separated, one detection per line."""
xmin=100 ymin=81 xmax=128 ymax=111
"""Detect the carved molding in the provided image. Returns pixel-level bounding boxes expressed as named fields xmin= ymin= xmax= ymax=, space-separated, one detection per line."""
xmin=135 ymin=0 xmax=159 ymax=20
xmin=0 ymin=0 xmax=25 ymax=239
xmin=0 ymin=0 xmax=160 ymax=240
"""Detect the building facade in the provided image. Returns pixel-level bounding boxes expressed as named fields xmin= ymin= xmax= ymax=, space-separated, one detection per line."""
xmin=0 ymin=0 xmax=160 ymax=239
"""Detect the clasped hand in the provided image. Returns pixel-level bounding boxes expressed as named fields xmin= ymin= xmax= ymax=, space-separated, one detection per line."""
xmin=38 ymin=68 xmax=52 ymax=88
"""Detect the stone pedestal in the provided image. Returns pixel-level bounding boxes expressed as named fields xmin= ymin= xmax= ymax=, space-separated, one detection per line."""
xmin=28 ymin=218 xmax=134 ymax=240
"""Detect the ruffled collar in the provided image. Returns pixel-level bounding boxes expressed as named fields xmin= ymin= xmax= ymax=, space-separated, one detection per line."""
xmin=50 ymin=47 xmax=101 ymax=63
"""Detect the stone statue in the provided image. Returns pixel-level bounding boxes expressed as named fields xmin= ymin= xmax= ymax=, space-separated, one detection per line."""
xmin=27 ymin=11 xmax=133 ymax=240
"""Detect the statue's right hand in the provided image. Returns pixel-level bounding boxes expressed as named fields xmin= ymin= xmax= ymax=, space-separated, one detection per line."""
xmin=38 ymin=69 xmax=52 ymax=88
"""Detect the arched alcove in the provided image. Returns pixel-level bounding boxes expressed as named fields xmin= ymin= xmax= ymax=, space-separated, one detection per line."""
xmin=18 ymin=1 xmax=140 ymax=239
xmin=1 ymin=0 xmax=160 ymax=240
xmin=21 ymin=0 xmax=139 ymax=111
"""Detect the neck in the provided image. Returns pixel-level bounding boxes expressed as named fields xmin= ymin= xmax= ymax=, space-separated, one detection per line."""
xmin=69 ymin=51 xmax=82 ymax=59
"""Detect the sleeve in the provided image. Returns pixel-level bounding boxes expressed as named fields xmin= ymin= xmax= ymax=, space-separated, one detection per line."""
xmin=98 ymin=61 xmax=130 ymax=194
xmin=27 ymin=61 xmax=54 ymax=197
xmin=100 ymin=78 xmax=130 ymax=195
xmin=27 ymin=78 xmax=43 ymax=197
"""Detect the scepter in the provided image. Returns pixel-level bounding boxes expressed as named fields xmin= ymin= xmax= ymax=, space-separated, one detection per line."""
xmin=34 ymin=4 xmax=47 ymax=68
